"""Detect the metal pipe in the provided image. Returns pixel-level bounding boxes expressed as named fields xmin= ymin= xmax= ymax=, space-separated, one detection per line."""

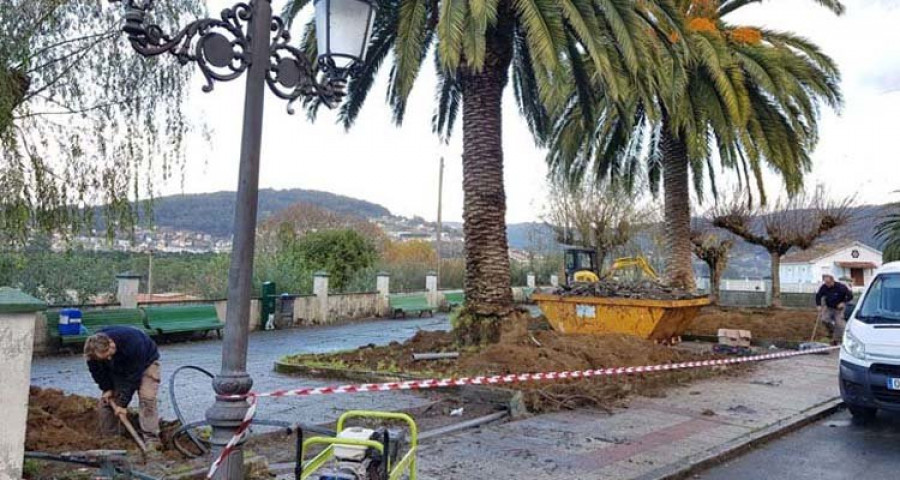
xmin=412 ymin=352 xmax=460 ymax=361
xmin=418 ymin=411 xmax=509 ymax=441
xmin=205 ymin=1 xmax=271 ymax=477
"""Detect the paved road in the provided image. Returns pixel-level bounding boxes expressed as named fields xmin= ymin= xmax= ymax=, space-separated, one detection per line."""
xmin=698 ymin=408 xmax=900 ymax=479
xmin=31 ymin=315 xmax=451 ymax=426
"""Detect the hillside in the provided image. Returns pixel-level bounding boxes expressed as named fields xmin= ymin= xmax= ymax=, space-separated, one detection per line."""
xmin=133 ymin=189 xmax=392 ymax=237
xmin=100 ymin=188 xmax=888 ymax=279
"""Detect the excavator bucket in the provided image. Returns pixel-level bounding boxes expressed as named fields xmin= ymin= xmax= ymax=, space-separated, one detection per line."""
xmin=533 ymin=293 xmax=710 ymax=341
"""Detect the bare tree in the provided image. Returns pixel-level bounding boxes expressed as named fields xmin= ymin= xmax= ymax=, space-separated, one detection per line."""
xmin=690 ymin=218 xmax=733 ymax=305
xmin=713 ymin=189 xmax=854 ymax=308
xmin=543 ymin=177 xmax=648 ymax=273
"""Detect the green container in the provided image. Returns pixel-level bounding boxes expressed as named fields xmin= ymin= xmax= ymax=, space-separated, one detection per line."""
xmin=260 ymin=281 xmax=276 ymax=326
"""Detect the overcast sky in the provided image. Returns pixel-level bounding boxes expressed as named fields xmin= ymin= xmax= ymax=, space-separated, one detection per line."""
xmin=169 ymin=0 xmax=900 ymax=223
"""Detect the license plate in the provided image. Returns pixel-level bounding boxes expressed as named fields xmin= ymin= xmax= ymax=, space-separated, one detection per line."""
xmin=888 ymin=378 xmax=900 ymax=391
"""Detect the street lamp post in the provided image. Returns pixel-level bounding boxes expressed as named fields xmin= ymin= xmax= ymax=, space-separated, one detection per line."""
xmin=108 ymin=1 xmax=375 ymax=477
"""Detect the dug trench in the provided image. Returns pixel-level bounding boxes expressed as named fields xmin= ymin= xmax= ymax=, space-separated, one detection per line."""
xmin=280 ymin=311 xmax=755 ymax=413
xmin=24 ymin=387 xmax=505 ymax=478
xmin=24 ymin=306 xmax=816 ymax=477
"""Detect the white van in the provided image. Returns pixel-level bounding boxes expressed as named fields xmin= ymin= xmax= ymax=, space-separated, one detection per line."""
xmin=839 ymin=261 xmax=900 ymax=419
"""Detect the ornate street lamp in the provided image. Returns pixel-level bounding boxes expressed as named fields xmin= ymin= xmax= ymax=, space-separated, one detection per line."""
xmin=315 ymin=0 xmax=376 ymax=79
xmin=108 ymin=0 xmax=375 ymax=478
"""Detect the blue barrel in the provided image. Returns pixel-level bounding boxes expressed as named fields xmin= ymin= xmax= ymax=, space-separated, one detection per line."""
xmin=58 ymin=308 xmax=83 ymax=336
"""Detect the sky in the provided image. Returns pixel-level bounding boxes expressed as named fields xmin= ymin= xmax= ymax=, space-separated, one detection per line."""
xmin=169 ymin=0 xmax=900 ymax=224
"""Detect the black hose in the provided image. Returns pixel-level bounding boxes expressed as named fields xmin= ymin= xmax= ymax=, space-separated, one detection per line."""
xmin=24 ymin=451 xmax=100 ymax=468
xmin=170 ymin=419 xmax=300 ymax=458
xmin=168 ymin=364 xmax=338 ymax=459
xmin=169 ymin=365 xmax=215 ymax=456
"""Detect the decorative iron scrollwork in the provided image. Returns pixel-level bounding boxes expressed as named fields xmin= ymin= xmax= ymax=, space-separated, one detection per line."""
xmin=112 ymin=0 xmax=252 ymax=92
xmin=266 ymin=16 xmax=345 ymax=113
xmin=111 ymin=0 xmax=346 ymax=104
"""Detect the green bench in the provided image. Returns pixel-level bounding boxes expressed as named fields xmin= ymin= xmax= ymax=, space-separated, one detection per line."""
xmin=144 ymin=304 xmax=223 ymax=338
xmin=442 ymin=291 xmax=465 ymax=309
xmin=389 ymin=294 xmax=434 ymax=318
xmin=46 ymin=308 xmax=152 ymax=346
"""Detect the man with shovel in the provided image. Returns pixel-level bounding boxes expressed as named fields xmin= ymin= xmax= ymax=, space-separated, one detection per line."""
xmin=815 ymin=273 xmax=854 ymax=344
xmin=84 ymin=326 xmax=161 ymax=451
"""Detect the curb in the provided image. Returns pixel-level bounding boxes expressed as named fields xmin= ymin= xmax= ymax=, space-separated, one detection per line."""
xmin=637 ymin=397 xmax=844 ymax=480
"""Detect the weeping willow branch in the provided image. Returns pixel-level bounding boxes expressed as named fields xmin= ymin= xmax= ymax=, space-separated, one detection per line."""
xmin=1 ymin=0 xmax=206 ymax=245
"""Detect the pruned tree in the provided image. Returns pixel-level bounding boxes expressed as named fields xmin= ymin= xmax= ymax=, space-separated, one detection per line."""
xmin=690 ymin=219 xmax=733 ymax=305
xmin=713 ymin=190 xmax=853 ymax=307
xmin=543 ymin=176 xmax=647 ymax=274
xmin=1 ymin=0 xmax=205 ymax=244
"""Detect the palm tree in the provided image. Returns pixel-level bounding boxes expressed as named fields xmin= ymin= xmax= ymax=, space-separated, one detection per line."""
xmin=547 ymin=0 xmax=843 ymax=290
xmin=284 ymin=0 xmax=678 ymax=342
xmin=876 ymin=198 xmax=900 ymax=262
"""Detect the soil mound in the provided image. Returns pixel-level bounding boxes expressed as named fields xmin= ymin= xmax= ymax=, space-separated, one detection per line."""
xmin=289 ymin=313 xmax=727 ymax=412
xmin=686 ymin=307 xmax=821 ymax=342
xmin=27 ymin=387 xmax=134 ymax=452
xmin=27 ymin=387 xmax=182 ymax=455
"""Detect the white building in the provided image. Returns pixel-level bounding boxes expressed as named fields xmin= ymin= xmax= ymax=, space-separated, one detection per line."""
xmin=780 ymin=241 xmax=883 ymax=287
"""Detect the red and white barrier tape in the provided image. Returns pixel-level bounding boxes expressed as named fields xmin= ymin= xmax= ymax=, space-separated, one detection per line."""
xmin=207 ymin=395 xmax=257 ymax=479
xmin=206 ymin=345 xmax=838 ymax=478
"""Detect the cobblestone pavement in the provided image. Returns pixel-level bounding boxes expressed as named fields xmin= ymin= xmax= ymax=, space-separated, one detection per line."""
xmin=30 ymin=315 xmax=451 ymax=426
xmin=417 ymin=351 xmax=840 ymax=480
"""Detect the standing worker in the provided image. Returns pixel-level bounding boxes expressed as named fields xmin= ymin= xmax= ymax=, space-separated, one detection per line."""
xmin=815 ymin=273 xmax=854 ymax=345
xmin=84 ymin=326 xmax=161 ymax=449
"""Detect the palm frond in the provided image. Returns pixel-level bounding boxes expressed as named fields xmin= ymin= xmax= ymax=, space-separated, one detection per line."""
xmin=436 ymin=0 xmax=468 ymax=71
xmin=281 ymin=0 xmax=313 ymax=27
xmin=719 ymin=0 xmax=845 ymax=17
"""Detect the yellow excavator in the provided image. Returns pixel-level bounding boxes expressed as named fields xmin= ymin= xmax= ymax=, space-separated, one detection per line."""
xmin=564 ymin=247 xmax=659 ymax=285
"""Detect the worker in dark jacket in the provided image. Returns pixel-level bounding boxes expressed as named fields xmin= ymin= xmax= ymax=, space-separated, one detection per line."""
xmin=815 ymin=274 xmax=854 ymax=344
xmin=84 ymin=326 xmax=161 ymax=447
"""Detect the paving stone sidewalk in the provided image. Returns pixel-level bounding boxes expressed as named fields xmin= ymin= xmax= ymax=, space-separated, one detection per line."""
xmin=417 ymin=351 xmax=840 ymax=480
xmin=30 ymin=315 xmax=452 ymax=426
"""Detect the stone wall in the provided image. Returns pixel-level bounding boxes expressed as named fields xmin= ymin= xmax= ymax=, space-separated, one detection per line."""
xmin=718 ymin=290 xmax=770 ymax=308
xmin=326 ymin=292 xmax=381 ymax=324
xmin=781 ymin=293 xmax=818 ymax=309
xmin=288 ymin=292 xmax=380 ymax=326
xmin=213 ymin=299 xmax=261 ymax=331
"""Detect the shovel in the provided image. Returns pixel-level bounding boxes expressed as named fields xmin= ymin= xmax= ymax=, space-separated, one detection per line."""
xmin=799 ymin=308 xmax=831 ymax=354
xmin=110 ymin=401 xmax=148 ymax=453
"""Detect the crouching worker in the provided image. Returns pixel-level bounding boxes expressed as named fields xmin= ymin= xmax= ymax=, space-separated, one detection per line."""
xmin=84 ymin=326 xmax=161 ymax=449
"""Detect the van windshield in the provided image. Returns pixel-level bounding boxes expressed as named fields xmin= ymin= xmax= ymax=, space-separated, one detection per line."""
xmin=857 ymin=274 xmax=900 ymax=324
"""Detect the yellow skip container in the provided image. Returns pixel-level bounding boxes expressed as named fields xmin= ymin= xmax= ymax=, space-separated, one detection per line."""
xmin=532 ymin=293 xmax=710 ymax=341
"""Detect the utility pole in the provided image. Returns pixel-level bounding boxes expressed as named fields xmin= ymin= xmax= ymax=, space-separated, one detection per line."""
xmin=147 ymin=249 xmax=154 ymax=296
xmin=436 ymin=157 xmax=444 ymax=289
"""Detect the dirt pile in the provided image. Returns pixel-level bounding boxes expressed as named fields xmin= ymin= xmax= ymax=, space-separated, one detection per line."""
xmin=287 ymin=315 xmax=733 ymax=412
xmin=552 ymin=279 xmax=706 ymax=300
xmin=27 ymin=387 xmax=183 ymax=455
xmin=27 ymin=387 xmax=135 ymax=452
xmin=685 ymin=307 xmax=821 ymax=342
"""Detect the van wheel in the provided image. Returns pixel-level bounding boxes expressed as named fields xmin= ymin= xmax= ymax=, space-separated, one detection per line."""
xmin=848 ymin=405 xmax=877 ymax=420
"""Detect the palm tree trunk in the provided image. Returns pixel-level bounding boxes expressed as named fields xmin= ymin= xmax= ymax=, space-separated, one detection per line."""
xmin=660 ymin=122 xmax=696 ymax=291
xmin=770 ymin=251 xmax=782 ymax=308
xmin=455 ymin=24 xmax=515 ymax=344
